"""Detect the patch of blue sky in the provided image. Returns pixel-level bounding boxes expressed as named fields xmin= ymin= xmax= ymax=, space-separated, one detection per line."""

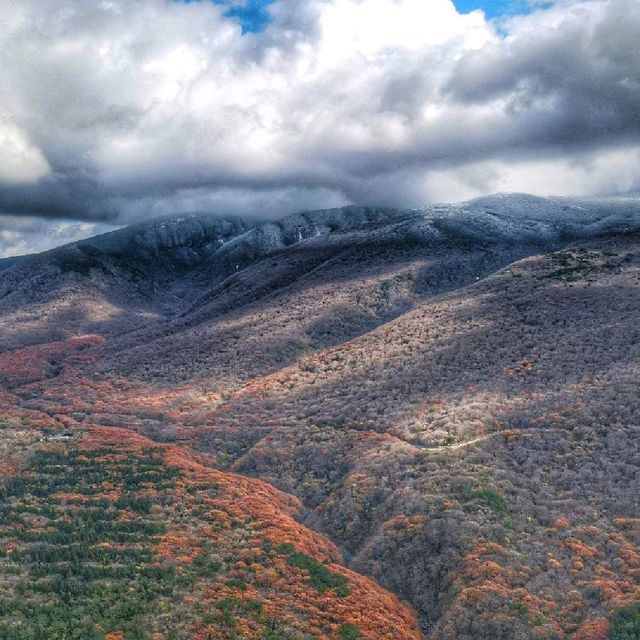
xmin=223 ymin=0 xmax=273 ymax=33
xmin=178 ymin=0 xmax=554 ymax=34
xmin=177 ymin=0 xmax=273 ymax=33
xmin=453 ymin=0 xmax=552 ymax=18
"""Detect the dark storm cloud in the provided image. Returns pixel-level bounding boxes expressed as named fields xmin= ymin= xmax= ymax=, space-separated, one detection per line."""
xmin=0 ymin=0 xmax=638 ymax=229
xmin=446 ymin=0 xmax=640 ymax=146
xmin=0 ymin=174 xmax=118 ymax=221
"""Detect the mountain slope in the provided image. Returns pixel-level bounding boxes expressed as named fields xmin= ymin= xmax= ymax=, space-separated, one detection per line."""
xmin=4 ymin=194 xmax=638 ymax=352
xmin=0 ymin=213 xmax=257 ymax=349
xmin=0 ymin=255 xmax=24 ymax=271
xmin=0 ymin=396 xmax=421 ymax=640
xmin=2 ymin=194 xmax=640 ymax=639
xmin=83 ymin=194 xmax=640 ymax=389
xmin=201 ymin=230 xmax=640 ymax=637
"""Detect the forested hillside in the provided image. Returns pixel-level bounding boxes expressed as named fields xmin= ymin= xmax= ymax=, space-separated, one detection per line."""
xmin=1 ymin=195 xmax=639 ymax=639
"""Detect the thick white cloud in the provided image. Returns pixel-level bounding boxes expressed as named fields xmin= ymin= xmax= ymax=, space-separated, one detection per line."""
xmin=0 ymin=113 xmax=51 ymax=184
xmin=0 ymin=0 xmax=638 ymax=226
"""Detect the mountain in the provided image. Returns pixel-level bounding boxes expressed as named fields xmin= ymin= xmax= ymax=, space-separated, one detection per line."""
xmin=0 ymin=255 xmax=25 ymax=271
xmin=1 ymin=194 xmax=640 ymax=639
xmin=0 ymin=212 xmax=256 ymax=349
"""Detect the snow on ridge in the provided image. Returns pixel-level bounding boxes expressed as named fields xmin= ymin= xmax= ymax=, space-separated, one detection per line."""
xmin=7 ymin=195 xmax=640 ymax=272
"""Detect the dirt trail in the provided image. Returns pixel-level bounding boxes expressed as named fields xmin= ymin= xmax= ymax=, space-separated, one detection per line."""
xmin=422 ymin=432 xmax=495 ymax=452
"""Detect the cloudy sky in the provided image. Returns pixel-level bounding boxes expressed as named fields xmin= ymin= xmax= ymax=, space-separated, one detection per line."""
xmin=1 ymin=0 xmax=639 ymax=256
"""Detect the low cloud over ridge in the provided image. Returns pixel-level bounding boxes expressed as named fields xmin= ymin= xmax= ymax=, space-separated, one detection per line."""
xmin=0 ymin=0 xmax=639 ymax=233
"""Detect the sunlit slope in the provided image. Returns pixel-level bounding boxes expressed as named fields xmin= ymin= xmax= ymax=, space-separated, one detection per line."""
xmin=0 ymin=414 xmax=421 ymax=639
